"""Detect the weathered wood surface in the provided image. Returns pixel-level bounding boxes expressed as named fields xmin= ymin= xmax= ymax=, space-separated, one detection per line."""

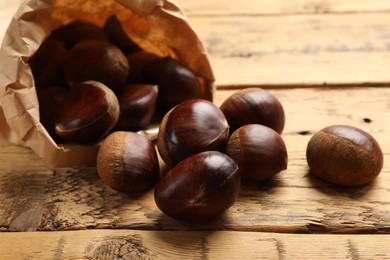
xmin=2 ymin=1 xmax=390 ymax=88
xmin=189 ymin=13 xmax=390 ymax=87
xmin=175 ymin=1 xmax=390 ymax=87
xmin=1 ymin=88 xmax=389 ymax=234
xmin=1 ymin=229 xmax=390 ymax=259
xmin=1 ymin=0 xmax=390 ymax=259
xmin=179 ymin=0 xmax=390 ymax=16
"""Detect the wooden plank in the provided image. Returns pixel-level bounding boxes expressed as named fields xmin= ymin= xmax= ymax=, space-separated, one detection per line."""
xmin=1 ymin=87 xmax=389 ymax=233
xmin=188 ymin=13 xmax=390 ymax=87
xmin=178 ymin=0 xmax=390 ymax=16
xmin=1 ymin=229 xmax=390 ymax=259
xmin=2 ymin=3 xmax=390 ymax=88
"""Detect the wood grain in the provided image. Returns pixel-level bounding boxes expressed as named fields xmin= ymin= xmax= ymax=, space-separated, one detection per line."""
xmin=3 ymin=2 xmax=390 ymax=88
xmin=178 ymin=0 xmax=390 ymax=16
xmin=188 ymin=13 xmax=390 ymax=87
xmin=1 ymin=229 xmax=390 ymax=259
xmin=1 ymin=87 xmax=389 ymax=233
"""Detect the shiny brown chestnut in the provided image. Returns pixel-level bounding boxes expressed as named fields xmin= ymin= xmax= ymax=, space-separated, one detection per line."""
xmin=116 ymin=84 xmax=158 ymax=131
xmin=157 ymin=99 xmax=229 ymax=166
xmin=48 ymin=20 xmax=109 ymax=49
xmin=28 ymin=40 xmax=69 ymax=90
xmin=37 ymin=86 xmax=68 ymax=142
xmin=220 ymin=88 xmax=285 ymax=134
xmin=141 ymin=56 xmax=200 ymax=112
xmin=306 ymin=125 xmax=384 ymax=186
xmin=64 ymin=40 xmax=129 ymax=92
xmin=226 ymin=124 xmax=288 ymax=182
xmin=126 ymin=51 xmax=160 ymax=83
xmin=55 ymin=81 xmax=120 ymax=143
xmin=103 ymin=15 xmax=141 ymax=55
xmin=154 ymin=151 xmax=240 ymax=222
xmin=97 ymin=131 xmax=159 ymax=193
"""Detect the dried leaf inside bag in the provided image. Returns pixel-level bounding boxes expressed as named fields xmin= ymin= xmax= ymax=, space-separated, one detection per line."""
xmin=0 ymin=0 xmax=215 ymax=168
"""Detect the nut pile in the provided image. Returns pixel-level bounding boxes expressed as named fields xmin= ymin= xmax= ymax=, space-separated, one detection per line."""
xmin=32 ymin=16 xmax=200 ymax=144
xmin=31 ymin=17 xmax=384 ymax=223
xmin=98 ymin=89 xmax=289 ymax=221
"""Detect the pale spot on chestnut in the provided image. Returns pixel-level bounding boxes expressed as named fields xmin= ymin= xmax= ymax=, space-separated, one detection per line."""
xmin=306 ymin=125 xmax=384 ymax=186
xmin=97 ymin=131 xmax=159 ymax=193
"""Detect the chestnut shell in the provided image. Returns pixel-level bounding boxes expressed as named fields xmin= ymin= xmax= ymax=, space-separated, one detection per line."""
xmin=28 ymin=40 xmax=69 ymax=90
xmin=55 ymin=81 xmax=119 ymax=143
xmin=157 ymin=99 xmax=229 ymax=166
xmin=220 ymin=88 xmax=285 ymax=134
xmin=48 ymin=20 xmax=108 ymax=49
xmin=103 ymin=15 xmax=141 ymax=55
xmin=37 ymin=86 xmax=68 ymax=142
xmin=126 ymin=51 xmax=160 ymax=84
xmin=154 ymin=151 xmax=240 ymax=222
xmin=97 ymin=131 xmax=159 ymax=193
xmin=306 ymin=125 xmax=384 ymax=186
xmin=64 ymin=40 xmax=129 ymax=92
xmin=142 ymin=57 xmax=200 ymax=112
xmin=116 ymin=84 xmax=158 ymax=131
xmin=226 ymin=124 xmax=288 ymax=182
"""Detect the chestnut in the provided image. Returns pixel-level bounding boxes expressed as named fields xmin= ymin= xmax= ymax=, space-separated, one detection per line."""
xmin=220 ymin=88 xmax=285 ymax=134
xmin=103 ymin=15 xmax=141 ymax=55
xmin=55 ymin=81 xmax=120 ymax=143
xmin=97 ymin=131 xmax=159 ymax=193
xmin=126 ymin=51 xmax=160 ymax=83
xmin=306 ymin=125 xmax=384 ymax=186
xmin=48 ymin=20 xmax=108 ymax=49
xmin=64 ymin=40 xmax=129 ymax=92
xmin=141 ymin=56 xmax=200 ymax=112
xmin=226 ymin=124 xmax=288 ymax=182
xmin=154 ymin=151 xmax=240 ymax=222
xmin=28 ymin=40 xmax=69 ymax=90
xmin=116 ymin=84 xmax=158 ymax=131
xmin=37 ymin=86 xmax=68 ymax=142
xmin=157 ymin=99 xmax=229 ymax=166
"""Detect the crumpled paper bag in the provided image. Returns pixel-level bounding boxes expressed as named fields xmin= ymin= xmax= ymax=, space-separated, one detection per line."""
xmin=0 ymin=0 xmax=215 ymax=168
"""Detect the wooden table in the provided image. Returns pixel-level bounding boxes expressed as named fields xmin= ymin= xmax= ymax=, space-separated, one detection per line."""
xmin=1 ymin=1 xmax=390 ymax=258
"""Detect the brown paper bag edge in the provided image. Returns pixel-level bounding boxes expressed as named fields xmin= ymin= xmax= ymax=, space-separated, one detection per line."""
xmin=0 ymin=0 xmax=215 ymax=168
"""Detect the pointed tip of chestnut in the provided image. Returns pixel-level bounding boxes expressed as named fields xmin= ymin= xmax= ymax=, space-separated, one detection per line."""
xmin=306 ymin=125 xmax=384 ymax=186
xmin=220 ymin=88 xmax=285 ymax=135
xmin=157 ymin=99 xmax=229 ymax=166
xmin=226 ymin=124 xmax=288 ymax=182
xmin=154 ymin=151 xmax=240 ymax=222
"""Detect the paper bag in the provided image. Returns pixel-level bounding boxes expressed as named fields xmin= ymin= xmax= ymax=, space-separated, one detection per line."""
xmin=0 ymin=0 xmax=215 ymax=168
